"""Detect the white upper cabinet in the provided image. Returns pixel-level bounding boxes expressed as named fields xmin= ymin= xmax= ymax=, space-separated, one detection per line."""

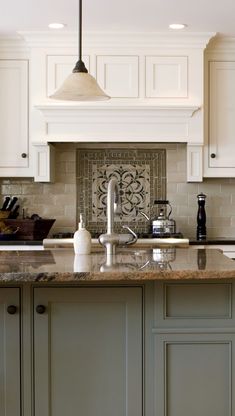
xmin=209 ymin=61 xmax=235 ymax=168
xmin=204 ymin=38 xmax=235 ymax=177
xmin=145 ymin=56 xmax=188 ymax=98
xmin=0 ymin=60 xmax=29 ymax=170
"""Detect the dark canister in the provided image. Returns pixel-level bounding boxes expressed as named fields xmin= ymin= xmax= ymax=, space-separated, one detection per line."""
xmin=196 ymin=193 xmax=207 ymax=240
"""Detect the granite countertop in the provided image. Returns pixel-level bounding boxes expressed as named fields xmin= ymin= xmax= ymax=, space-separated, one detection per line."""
xmin=189 ymin=238 xmax=235 ymax=245
xmin=2 ymin=237 xmax=235 ymax=247
xmin=0 ymin=248 xmax=235 ymax=282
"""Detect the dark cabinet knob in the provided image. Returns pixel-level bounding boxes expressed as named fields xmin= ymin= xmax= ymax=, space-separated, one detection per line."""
xmin=21 ymin=153 xmax=27 ymax=158
xmin=7 ymin=305 xmax=17 ymax=315
xmin=36 ymin=305 xmax=46 ymax=314
xmin=210 ymin=153 xmax=216 ymax=158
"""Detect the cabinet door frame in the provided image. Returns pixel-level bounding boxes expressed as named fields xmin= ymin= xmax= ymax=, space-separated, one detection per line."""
xmin=204 ymin=52 xmax=235 ymax=178
xmin=154 ymin=332 xmax=235 ymax=416
xmin=0 ymin=59 xmax=29 ymax=168
xmin=0 ymin=288 xmax=21 ymax=416
xmin=33 ymin=286 xmax=143 ymax=416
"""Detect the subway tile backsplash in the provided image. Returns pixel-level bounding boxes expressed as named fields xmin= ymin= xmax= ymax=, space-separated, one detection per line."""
xmin=1 ymin=142 xmax=235 ymax=239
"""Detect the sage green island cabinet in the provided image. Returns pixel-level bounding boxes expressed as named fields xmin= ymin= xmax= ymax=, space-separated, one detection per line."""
xmin=1 ymin=276 xmax=235 ymax=416
xmin=33 ymin=287 xmax=142 ymax=416
xmin=0 ymin=288 xmax=21 ymax=416
xmin=152 ymin=281 xmax=235 ymax=416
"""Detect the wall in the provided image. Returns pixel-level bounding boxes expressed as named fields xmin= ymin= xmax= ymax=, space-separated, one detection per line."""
xmin=1 ymin=143 xmax=235 ymax=239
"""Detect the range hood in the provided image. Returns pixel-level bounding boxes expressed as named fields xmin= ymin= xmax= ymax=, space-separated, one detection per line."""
xmin=21 ymin=31 xmax=215 ymax=182
xmin=36 ymin=101 xmax=200 ymax=143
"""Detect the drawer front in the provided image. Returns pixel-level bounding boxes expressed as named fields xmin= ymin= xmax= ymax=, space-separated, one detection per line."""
xmin=154 ymin=281 xmax=235 ymax=328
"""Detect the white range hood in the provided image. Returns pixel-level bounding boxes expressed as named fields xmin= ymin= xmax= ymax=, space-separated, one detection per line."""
xmin=36 ymin=102 xmax=200 ymax=143
xmin=21 ymin=31 xmax=215 ymax=182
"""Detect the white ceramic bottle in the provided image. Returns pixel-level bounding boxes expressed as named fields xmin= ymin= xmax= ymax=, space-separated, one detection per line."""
xmin=73 ymin=214 xmax=92 ymax=255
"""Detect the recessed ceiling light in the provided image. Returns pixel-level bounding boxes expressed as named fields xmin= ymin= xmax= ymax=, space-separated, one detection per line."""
xmin=48 ymin=23 xmax=65 ymax=29
xmin=169 ymin=23 xmax=187 ymax=30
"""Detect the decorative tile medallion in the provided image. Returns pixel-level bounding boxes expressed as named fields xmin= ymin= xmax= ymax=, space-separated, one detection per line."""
xmin=77 ymin=148 xmax=166 ymax=236
xmin=92 ymin=164 xmax=150 ymax=221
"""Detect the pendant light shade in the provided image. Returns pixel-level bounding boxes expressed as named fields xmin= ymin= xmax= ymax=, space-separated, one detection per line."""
xmin=50 ymin=0 xmax=110 ymax=101
xmin=50 ymin=72 xmax=110 ymax=101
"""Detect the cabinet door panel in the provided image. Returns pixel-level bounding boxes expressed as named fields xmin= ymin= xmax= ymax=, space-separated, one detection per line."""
xmin=96 ymin=56 xmax=139 ymax=97
xmin=0 ymin=288 xmax=20 ymax=416
xmin=34 ymin=287 xmax=142 ymax=416
xmin=0 ymin=60 xmax=28 ymax=167
xmin=155 ymin=333 xmax=235 ymax=416
xmin=209 ymin=61 xmax=235 ymax=168
xmin=145 ymin=56 xmax=188 ymax=98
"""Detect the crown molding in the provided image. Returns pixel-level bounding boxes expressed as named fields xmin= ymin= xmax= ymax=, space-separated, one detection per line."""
xmin=19 ymin=31 xmax=215 ymax=50
xmin=207 ymin=35 xmax=235 ymax=52
xmin=36 ymin=102 xmax=200 ymax=119
xmin=0 ymin=34 xmax=29 ymax=54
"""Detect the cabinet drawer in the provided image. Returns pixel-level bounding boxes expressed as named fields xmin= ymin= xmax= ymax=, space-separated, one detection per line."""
xmin=154 ymin=281 xmax=235 ymax=328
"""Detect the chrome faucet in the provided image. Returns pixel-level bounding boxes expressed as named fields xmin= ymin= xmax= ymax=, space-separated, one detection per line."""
xmin=106 ymin=178 xmax=120 ymax=235
xmin=98 ymin=178 xmax=137 ymax=255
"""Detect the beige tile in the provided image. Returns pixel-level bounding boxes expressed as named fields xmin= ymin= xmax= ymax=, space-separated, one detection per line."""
xmin=231 ymin=217 xmax=235 ymax=226
xmin=65 ymin=206 xmax=77 ymax=219
xmin=42 ymin=205 xmax=65 ymax=217
xmin=43 ymin=183 xmax=66 ymax=195
xmin=176 ymin=161 xmax=187 ymax=173
xmin=220 ymin=183 xmax=235 ymax=195
xmin=1 ymin=184 xmax=22 ymax=195
xmin=22 ymin=184 xmax=43 ymax=195
xmin=167 ymin=172 xmax=187 ymax=183
xmin=59 ymin=151 xmax=76 ymax=162
xmin=65 ymin=184 xmax=76 ymax=194
xmin=209 ymin=227 xmax=235 ymax=238
xmin=209 ymin=217 xmax=231 ymax=227
xmin=65 ymin=162 xmax=76 ymax=173
xmin=56 ymin=162 xmax=67 ymax=173
xmin=55 ymin=173 xmax=76 ymax=184
xmin=177 ymin=183 xmax=199 ymax=194
xmin=54 ymin=194 xmax=76 ymax=206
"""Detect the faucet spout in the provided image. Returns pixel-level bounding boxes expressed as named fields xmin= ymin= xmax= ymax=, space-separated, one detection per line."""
xmin=98 ymin=178 xmax=138 ymax=255
xmin=107 ymin=178 xmax=120 ymax=234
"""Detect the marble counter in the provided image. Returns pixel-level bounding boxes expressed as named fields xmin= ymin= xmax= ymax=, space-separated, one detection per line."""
xmin=0 ymin=248 xmax=235 ymax=282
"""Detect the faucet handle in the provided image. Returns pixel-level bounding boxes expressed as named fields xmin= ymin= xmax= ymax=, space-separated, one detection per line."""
xmin=122 ymin=225 xmax=138 ymax=245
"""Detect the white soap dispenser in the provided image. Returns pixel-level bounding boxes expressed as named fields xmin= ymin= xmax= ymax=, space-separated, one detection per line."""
xmin=73 ymin=214 xmax=92 ymax=255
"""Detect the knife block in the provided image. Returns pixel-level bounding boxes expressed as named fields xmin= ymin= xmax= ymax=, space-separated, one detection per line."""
xmin=4 ymin=219 xmax=55 ymax=240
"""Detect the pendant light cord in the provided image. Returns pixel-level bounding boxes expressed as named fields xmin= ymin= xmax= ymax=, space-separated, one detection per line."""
xmin=78 ymin=0 xmax=82 ymax=61
xmin=73 ymin=0 xmax=88 ymax=73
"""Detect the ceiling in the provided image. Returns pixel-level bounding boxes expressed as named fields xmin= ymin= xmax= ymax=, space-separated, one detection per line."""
xmin=1 ymin=0 xmax=235 ymax=37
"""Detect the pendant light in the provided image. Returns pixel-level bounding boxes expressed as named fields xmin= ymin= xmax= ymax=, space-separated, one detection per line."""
xmin=50 ymin=0 xmax=110 ymax=101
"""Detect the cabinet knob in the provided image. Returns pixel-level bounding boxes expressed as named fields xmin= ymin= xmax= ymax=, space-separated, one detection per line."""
xmin=36 ymin=305 xmax=46 ymax=314
xmin=7 ymin=305 xmax=17 ymax=315
xmin=210 ymin=153 xmax=216 ymax=158
xmin=21 ymin=153 xmax=27 ymax=158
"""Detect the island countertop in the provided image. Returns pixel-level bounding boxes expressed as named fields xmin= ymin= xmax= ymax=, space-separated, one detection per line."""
xmin=0 ymin=248 xmax=235 ymax=282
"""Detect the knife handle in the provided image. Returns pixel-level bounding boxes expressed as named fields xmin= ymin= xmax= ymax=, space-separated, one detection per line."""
xmin=7 ymin=197 xmax=18 ymax=211
xmin=1 ymin=196 xmax=11 ymax=211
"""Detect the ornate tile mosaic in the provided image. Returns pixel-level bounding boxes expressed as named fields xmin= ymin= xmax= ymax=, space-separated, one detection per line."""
xmin=77 ymin=148 xmax=166 ymax=236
